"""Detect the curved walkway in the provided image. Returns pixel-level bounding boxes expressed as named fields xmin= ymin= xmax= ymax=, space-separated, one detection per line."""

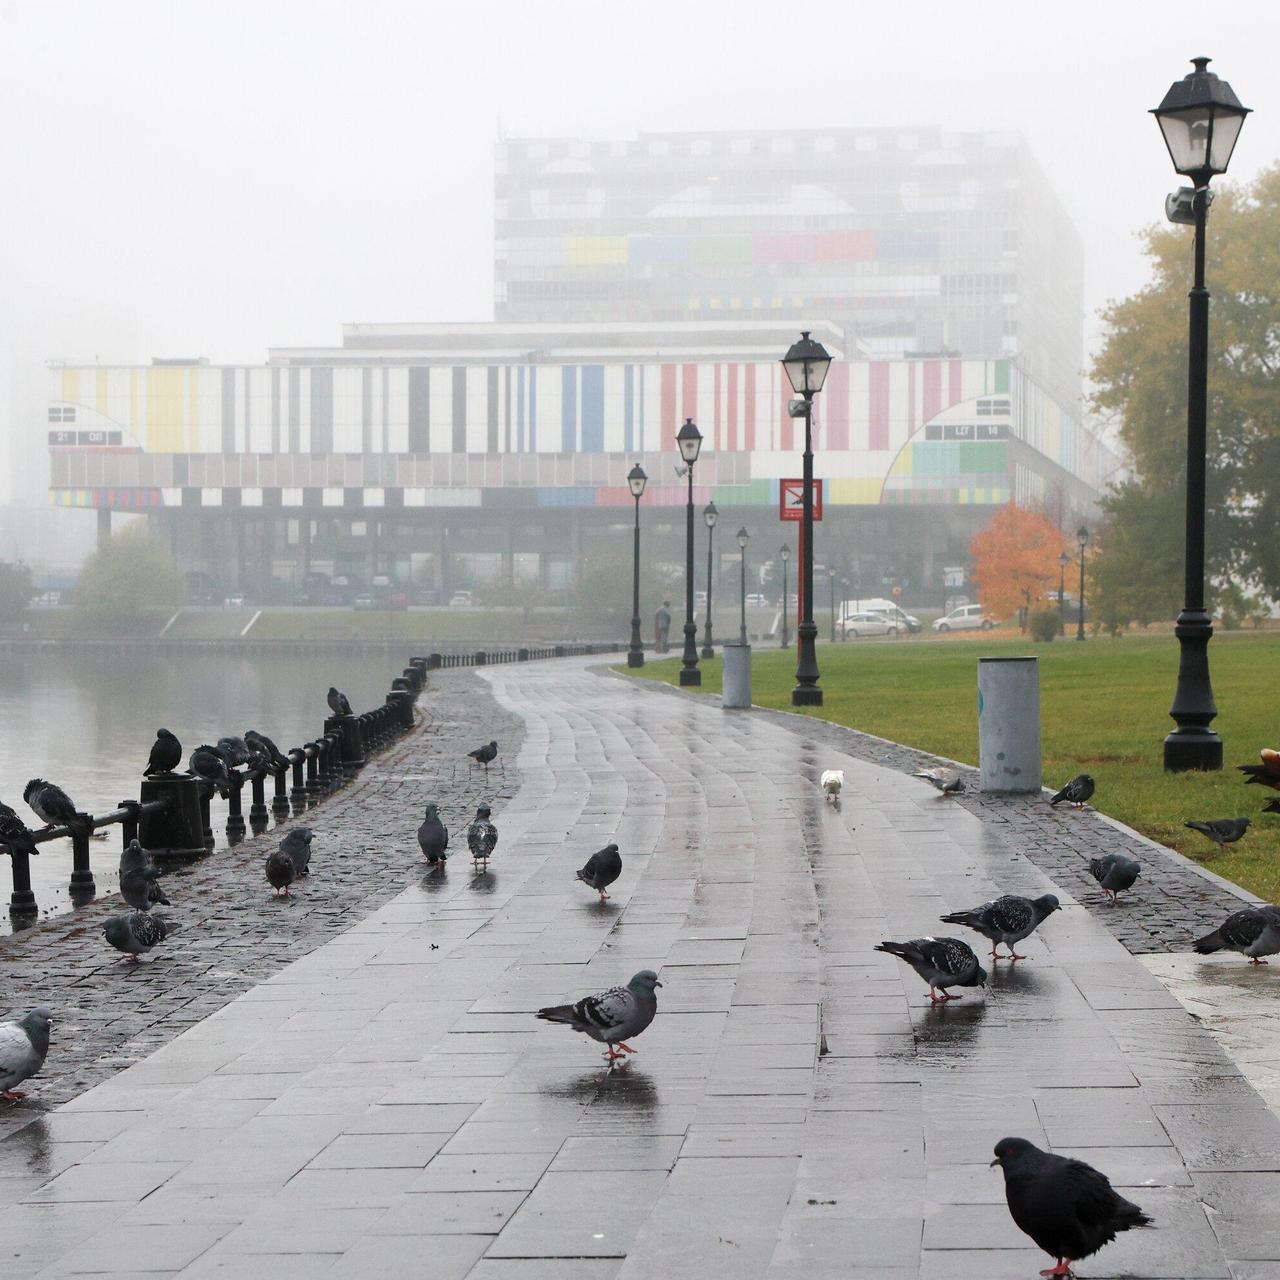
xmin=0 ymin=656 xmax=1275 ymax=1278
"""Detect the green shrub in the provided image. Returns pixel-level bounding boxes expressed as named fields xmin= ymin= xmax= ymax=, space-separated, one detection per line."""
xmin=1029 ymin=609 xmax=1061 ymax=642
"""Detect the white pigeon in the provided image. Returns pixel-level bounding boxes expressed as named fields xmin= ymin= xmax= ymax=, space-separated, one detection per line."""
xmin=820 ymin=769 xmax=844 ymax=805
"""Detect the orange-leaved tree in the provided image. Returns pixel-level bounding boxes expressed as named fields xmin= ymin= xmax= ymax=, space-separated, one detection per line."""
xmin=969 ymin=503 xmax=1069 ymax=629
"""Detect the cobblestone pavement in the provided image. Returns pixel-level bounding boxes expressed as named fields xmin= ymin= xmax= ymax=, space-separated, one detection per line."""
xmin=0 ymin=669 xmax=522 ymax=1139
xmin=621 ymin=670 xmax=1258 ymax=954
xmin=0 ymin=655 xmax=1276 ymax=1278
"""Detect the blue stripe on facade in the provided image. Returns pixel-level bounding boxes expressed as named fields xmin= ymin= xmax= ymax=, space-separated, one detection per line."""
xmin=528 ymin=367 xmax=537 ymax=452
xmin=581 ymin=365 xmax=604 ymax=453
xmin=537 ymin=486 xmax=596 ymax=508
xmin=516 ymin=367 xmax=525 ymax=453
xmin=623 ymin=366 xmax=634 ymax=453
xmin=561 ymin=366 xmax=577 ymax=453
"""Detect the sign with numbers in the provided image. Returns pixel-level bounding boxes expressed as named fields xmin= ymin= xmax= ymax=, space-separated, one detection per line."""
xmin=779 ymin=478 xmax=823 ymax=522
xmin=48 ymin=430 xmax=125 ymax=447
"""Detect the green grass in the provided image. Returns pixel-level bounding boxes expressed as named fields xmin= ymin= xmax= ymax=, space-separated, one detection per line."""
xmin=620 ymin=632 xmax=1280 ymax=901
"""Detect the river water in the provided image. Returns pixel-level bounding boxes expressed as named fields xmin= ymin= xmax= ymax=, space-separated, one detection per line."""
xmin=0 ymin=648 xmax=404 ymax=933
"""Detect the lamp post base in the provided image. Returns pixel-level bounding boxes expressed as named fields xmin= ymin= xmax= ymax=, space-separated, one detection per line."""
xmin=1163 ymin=727 xmax=1223 ymax=772
xmin=627 ymin=650 xmax=645 ymax=669
xmin=791 ymin=686 xmax=823 ymax=706
xmin=679 ymin=668 xmax=702 ymax=686
xmin=1164 ymin=608 xmax=1222 ymax=772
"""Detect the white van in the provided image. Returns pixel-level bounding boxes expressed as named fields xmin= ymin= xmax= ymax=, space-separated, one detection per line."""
xmin=841 ymin=597 xmax=920 ymax=633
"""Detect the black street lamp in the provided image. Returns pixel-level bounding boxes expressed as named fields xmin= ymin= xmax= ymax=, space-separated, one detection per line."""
xmin=779 ymin=543 xmax=791 ymax=649
xmin=829 ymin=566 xmax=837 ymax=643
xmin=1058 ymin=550 xmax=1070 ymax=633
xmin=781 ymin=331 xmax=833 ymax=706
xmin=676 ymin=417 xmax=703 ymax=686
xmin=1075 ymin=528 xmax=1088 ymax=642
xmin=736 ymin=527 xmax=750 ymax=646
xmin=1152 ymin=57 xmax=1248 ymax=772
xmin=701 ymin=501 xmax=718 ymax=659
xmin=626 ymin=463 xmax=647 ymax=668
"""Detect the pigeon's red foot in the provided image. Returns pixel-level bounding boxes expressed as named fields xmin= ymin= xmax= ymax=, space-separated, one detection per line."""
xmin=1249 ymin=957 xmax=1270 ymax=965
xmin=616 ymin=1042 xmax=637 ymax=1054
xmin=603 ymin=1047 xmax=626 ymax=1062
xmin=929 ymin=989 xmax=960 ymax=1003
xmin=598 ymin=892 xmax=610 ymax=902
xmin=1 ymin=1089 xmax=27 ymax=1100
xmin=1039 ymin=1262 xmax=1074 ymax=1278
xmin=128 ymin=954 xmax=140 ymax=963
xmin=1003 ymin=950 xmax=1026 ymax=961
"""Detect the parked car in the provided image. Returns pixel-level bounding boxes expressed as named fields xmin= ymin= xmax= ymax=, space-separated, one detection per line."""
xmin=223 ymin=594 xmax=246 ymax=608
xmin=836 ymin=611 xmax=900 ymax=638
xmin=449 ymin=590 xmax=475 ymax=607
xmin=745 ymin=593 xmax=767 ymax=607
xmin=352 ymin=593 xmax=376 ymax=610
xmin=865 ymin=604 xmax=921 ymax=633
xmin=933 ymin=604 xmax=994 ymax=632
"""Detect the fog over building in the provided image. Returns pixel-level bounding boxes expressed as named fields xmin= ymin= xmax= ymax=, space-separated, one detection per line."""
xmin=42 ymin=127 xmax=1111 ymax=605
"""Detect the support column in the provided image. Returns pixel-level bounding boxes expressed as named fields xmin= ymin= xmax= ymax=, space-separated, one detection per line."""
xmin=97 ymin=506 xmax=112 ymax=547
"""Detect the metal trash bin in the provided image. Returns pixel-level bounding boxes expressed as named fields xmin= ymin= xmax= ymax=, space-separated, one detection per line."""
xmin=722 ymin=642 xmax=752 ymax=710
xmin=978 ymin=656 xmax=1041 ymax=793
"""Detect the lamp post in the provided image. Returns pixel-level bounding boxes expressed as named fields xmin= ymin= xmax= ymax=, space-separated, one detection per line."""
xmin=736 ymin=527 xmax=750 ymax=646
xmin=829 ymin=566 xmax=837 ymax=643
xmin=1152 ymin=58 xmax=1248 ymax=772
xmin=1075 ymin=528 xmax=1088 ymax=642
xmin=781 ymin=331 xmax=833 ymax=706
xmin=701 ymin=501 xmax=718 ymax=659
xmin=1058 ymin=550 xmax=1070 ymax=634
xmin=779 ymin=543 xmax=791 ymax=648
xmin=626 ymin=463 xmax=647 ymax=668
xmin=676 ymin=418 xmax=703 ymax=686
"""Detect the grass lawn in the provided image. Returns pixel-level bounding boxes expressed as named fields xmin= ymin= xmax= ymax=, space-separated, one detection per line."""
xmin=620 ymin=631 xmax=1280 ymax=902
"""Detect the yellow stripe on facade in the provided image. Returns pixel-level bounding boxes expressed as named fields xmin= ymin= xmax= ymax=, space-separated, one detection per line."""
xmin=61 ymin=369 xmax=81 ymax=407
xmin=147 ymin=367 xmax=187 ymax=453
xmin=96 ymin=368 xmax=108 ymax=414
xmin=828 ymin=477 xmax=884 ymax=505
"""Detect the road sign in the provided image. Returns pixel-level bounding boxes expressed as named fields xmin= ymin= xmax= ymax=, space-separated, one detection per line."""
xmin=943 ymin=565 xmax=966 ymax=589
xmin=779 ymin=478 xmax=823 ymax=523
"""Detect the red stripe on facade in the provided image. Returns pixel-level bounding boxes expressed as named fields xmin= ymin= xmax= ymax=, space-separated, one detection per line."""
xmin=908 ymin=363 xmax=917 ymax=435
xmin=923 ymin=360 xmax=942 ymax=425
xmin=714 ymin=364 xmax=722 ymax=451
xmin=869 ymin=362 xmax=890 ymax=451
xmin=745 ymin=365 xmax=756 ymax=452
xmin=682 ymin=363 xmax=697 ymax=426
xmin=728 ymin=365 xmax=738 ymax=451
xmin=661 ymin=365 xmax=676 ymax=445
xmin=948 ymin=359 xmax=962 ymax=409
xmin=826 ymin=361 xmax=849 ymax=450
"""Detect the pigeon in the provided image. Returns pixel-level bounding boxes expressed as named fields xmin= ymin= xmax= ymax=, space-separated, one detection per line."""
xmin=265 ymin=848 xmax=296 ymax=897
xmin=118 ymin=839 xmax=170 ymax=911
xmin=23 ymin=779 xmax=91 ymax=835
xmin=244 ymin=739 xmax=273 ymax=774
xmin=874 ymin=936 xmax=987 ymax=1002
xmin=1185 ymin=817 xmax=1250 ymax=853
xmin=0 ymin=1008 xmax=53 ymax=1101
xmin=214 ymin=736 xmax=252 ymax=767
xmin=467 ymin=804 xmax=498 ymax=870
xmin=913 ymin=766 xmax=964 ymax=796
xmin=279 ymin=828 xmax=313 ymax=877
xmin=0 ymin=802 xmax=39 ymax=857
xmin=1238 ymin=748 xmax=1280 ymax=792
xmin=102 ymin=912 xmax=168 ymax=961
xmin=1266 ymin=798 xmax=1280 ymax=815
xmin=820 ymin=769 xmax=844 ymax=805
xmin=327 ymin=687 xmax=354 ymax=717
xmin=1194 ymin=906 xmax=1280 ymax=964
xmin=1049 ymin=773 xmax=1095 ymax=808
xmin=1088 ymin=853 xmax=1141 ymax=903
xmin=467 ymin=740 xmax=498 ymax=773
xmin=536 ymin=969 xmax=662 ymax=1065
xmin=991 ymin=1137 xmax=1151 ymax=1277
xmin=143 ymin=728 xmax=182 ymax=777
xmin=940 ymin=893 xmax=1060 ymax=961
xmin=189 ymin=745 xmax=232 ymax=798
xmin=245 ymin=729 xmax=289 ymax=774
xmin=418 ymin=803 xmax=448 ymax=865
xmin=576 ymin=843 xmax=622 ymax=903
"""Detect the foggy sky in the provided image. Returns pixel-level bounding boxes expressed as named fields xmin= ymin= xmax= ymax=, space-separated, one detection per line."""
xmin=2 ymin=0 xmax=1279 ymax=472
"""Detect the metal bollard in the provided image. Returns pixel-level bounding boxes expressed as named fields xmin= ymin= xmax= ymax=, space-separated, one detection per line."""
xmin=427 ymin=653 xmax=442 ymax=670
xmin=226 ymin=773 xmax=247 ymax=842
xmin=272 ymin=763 xmax=291 ymax=816
xmin=8 ymin=849 xmax=37 ymax=922
xmin=387 ymin=689 xmax=414 ymax=731
xmin=978 ymin=656 xmax=1042 ymax=793
xmin=69 ymin=827 xmax=96 ymax=902
xmin=325 ymin=713 xmax=366 ymax=772
xmin=305 ymin=743 xmax=323 ymax=798
xmin=120 ymin=799 xmax=141 ymax=848
xmin=290 ymin=750 xmax=309 ymax=810
xmin=249 ymin=772 xmax=270 ymax=828
xmin=140 ymin=775 xmax=207 ymax=857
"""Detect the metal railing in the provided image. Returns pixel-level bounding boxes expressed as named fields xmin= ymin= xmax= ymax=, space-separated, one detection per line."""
xmin=2 ymin=659 xmax=429 ymax=926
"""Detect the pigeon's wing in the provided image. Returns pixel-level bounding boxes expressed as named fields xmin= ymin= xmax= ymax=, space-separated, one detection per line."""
xmin=916 ymin=937 xmax=974 ymax=978
xmin=1219 ymin=909 xmax=1268 ymax=950
xmin=1058 ymin=1158 xmax=1143 ymax=1233
xmin=989 ymin=896 xmax=1035 ymax=935
xmin=131 ymin=914 xmax=167 ymax=947
xmin=0 ymin=1023 xmax=37 ymax=1086
xmin=1087 ymin=855 xmax=1110 ymax=883
xmin=40 ymin=785 xmax=78 ymax=820
xmin=572 ymin=985 xmax=637 ymax=1036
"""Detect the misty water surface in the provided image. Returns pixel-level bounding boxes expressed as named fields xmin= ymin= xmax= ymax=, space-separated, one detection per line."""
xmin=0 ymin=649 xmax=401 ymax=933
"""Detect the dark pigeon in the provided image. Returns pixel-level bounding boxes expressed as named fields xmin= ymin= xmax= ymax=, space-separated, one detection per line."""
xmin=1049 ymin=774 xmax=1095 ymax=808
xmin=418 ymin=803 xmax=448 ymax=866
xmin=143 ymin=729 xmax=182 ymax=777
xmin=940 ymin=893 xmax=1060 ymax=961
xmin=991 ymin=1136 xmax=1151 ymax=1277
xmin=1265 ymin=798 xmax=1280 ymax=814
xmin=1238 ymin=748 xmax=1280 ymax=792
xmin=536 ymin=970 xmax=662 ymax=1065
xmin=215 ymin=737 xmax=252 ymax=767
xmin=23 ymin=779 xmax=91 ymax=835
xmin=189 ymin=745 xmax=231 ymax=799
xmin=327 ymin=687 xmax=354 ymax=717
xmin=279 ymin=828 xmax=313 ymax=877
xmin=245 ymin=729 xmax=289 ymax=774
xmin=119 ymin=839 xmax=170 ymax=911
xmin=467 ymin=805 xmax=498 ymax=870
xmin=1185 ymin=817 xmax=1250 ymax=852
xmin=1194 ymin=906 xmax=1280 ymax=964
xmin=0 ymin=801 xmax=39 ymax=858
xmin=1088 ymin=853 xmax=1140 ymax=903
xmin=576 ymin=843 xmax=622 ymax=903
xmin=467 ymin=741 xmax=498 ymax=773
xmin=103 ymin=912 xmax=168 ymax=961
xmin=0 ymin=1007 xmax=52 ymax=1101
xmin=874 ymin=936 xmax=987 ymax=1003
xmin=266 ymin=849 xmax=296 ymax=897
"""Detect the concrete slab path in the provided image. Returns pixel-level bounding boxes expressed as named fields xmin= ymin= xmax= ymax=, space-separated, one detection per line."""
xmin=1 ymin=656 xmax=1277 ymax=1279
